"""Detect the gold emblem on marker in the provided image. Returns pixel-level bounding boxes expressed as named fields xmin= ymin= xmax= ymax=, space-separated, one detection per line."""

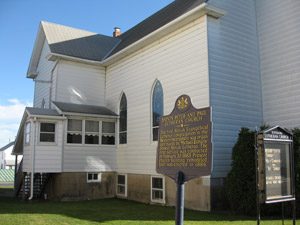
xmin=177 ymin=97 xmax=188 ymax=109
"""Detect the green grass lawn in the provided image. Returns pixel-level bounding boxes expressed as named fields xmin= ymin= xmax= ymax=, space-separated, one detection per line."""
xmin=0 ymin=186 xmax=296 ymax=225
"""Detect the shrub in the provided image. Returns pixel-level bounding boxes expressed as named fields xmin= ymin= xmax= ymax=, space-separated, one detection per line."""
xmin=226 ymin=127 xmax=256 ymax=215
xmin=226 ymin=127 xmax=300 ymax=217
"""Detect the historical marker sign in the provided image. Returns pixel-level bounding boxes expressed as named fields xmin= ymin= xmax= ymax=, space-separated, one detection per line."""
xmin=258 ymin=126 xmax=295 ymax=204
xmin=156 ymin=95 xmax=212 ymax=181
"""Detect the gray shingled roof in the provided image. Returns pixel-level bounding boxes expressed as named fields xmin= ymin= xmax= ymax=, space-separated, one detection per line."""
xmin=42 ymin=0 xmax=207 ymax=62
xmin=106 ymin=0 xmax=207 ymax=58
xmin=53 ymin=102 xmax=118 ymax=117
xmin=26 ymin=107 xmax=61 ymax=117
xmin=0 ymin=142 xmax=15 ymax=152
xmin=42 ymin=21 xmax=120 ymax=61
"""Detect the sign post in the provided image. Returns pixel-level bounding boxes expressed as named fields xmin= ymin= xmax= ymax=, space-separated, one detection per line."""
xmin=156 ymin=95 xmax=212 ymax=224
xmin=256 ymin=126 xmax=296 ymax=225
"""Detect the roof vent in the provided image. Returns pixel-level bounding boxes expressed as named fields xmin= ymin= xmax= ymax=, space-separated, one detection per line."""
xmin=113 ymin=27 xmax=121 ymax=38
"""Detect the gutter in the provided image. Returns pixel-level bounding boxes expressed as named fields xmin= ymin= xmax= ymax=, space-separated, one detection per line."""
xmin=46 ymin=53 xmax=103 ymax=66
xmin=56 ymin=112 xmax=119 ymax=119
xmin=102 ymin=3 xmax=227 ymax=66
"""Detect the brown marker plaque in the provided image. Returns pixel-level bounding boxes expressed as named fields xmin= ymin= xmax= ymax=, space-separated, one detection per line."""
xmin=156 ymin=95 xmax=212 ymax=181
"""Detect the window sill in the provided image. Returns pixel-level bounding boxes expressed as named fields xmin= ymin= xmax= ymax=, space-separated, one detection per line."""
xmin=38 ymin=142 xmax=57 ymax=146
xmin=151 ymin=199 xmax=166 ymax=204
xmin=118 ymin=144 xmax=127 ymax=148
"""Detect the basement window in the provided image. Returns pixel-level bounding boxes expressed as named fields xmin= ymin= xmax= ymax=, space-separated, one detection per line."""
xmin=87 ymin=173 xmax=101 ymax=183
xmin=151 ymin=176 xmax=165 ymax=203
xmin=40 ymin=122 xmax=56 ymax=142
xmin=117 ymin=174 xmax=127 ymax=197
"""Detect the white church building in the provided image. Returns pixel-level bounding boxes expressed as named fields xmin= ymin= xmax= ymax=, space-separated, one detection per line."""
xmin=13 ymin=0 xmax=300 ymax=211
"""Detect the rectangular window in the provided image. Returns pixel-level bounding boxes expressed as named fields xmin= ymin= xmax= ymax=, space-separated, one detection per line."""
xmin=151 ymin=177 xmax=164 ymax=203
xmin=117 ymin=174 xmax=127 ymax=196
xmin=102 ymin=122 xmax=115 ymax=145
xmin=25 ymin=122 xmax=31 ymax=144
xmin=67 ymin=119 xmax=82 ymax=144
xmin=85 ymin=120 xmax=99 ymax=144
xmin=87 ymin=173 xmax=101 ymax=183
xmin=40 ymin=122 xmax=55 ymax=142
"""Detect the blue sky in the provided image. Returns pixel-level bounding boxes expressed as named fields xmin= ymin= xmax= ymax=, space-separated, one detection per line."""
xmin=0 ymin=0 xmax=173 ymax=147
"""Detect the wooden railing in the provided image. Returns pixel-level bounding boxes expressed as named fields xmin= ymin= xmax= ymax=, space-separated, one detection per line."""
xmin=13 ymin=159 xmax=24 ymax=197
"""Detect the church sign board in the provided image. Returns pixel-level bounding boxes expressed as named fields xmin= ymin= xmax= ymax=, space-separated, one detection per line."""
xmin=156 ymin=95 xmax=212 ymax=181
xmin=258 ymin=126 xmax=295 ymax=204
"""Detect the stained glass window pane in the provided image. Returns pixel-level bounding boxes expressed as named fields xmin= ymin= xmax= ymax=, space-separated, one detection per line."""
xmin=119 ymin=93 xmax=127 ymax=144
xmin=152 ymin=81 xmax=163 ymax=141
xmin=153 ymin=81 xmax=163 ymax=127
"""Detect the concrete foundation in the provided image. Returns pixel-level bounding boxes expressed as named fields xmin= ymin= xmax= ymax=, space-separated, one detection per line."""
xmin=45 ymin=172 xmax=116 ymax=201
xmin=43 ymin=172 xmax=224 ymax=212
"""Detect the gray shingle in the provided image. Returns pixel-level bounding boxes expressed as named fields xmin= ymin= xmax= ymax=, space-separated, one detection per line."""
xmin=0 ymin=142 xmax=15 ymax=152
xmin=106 ymin=0 xmax=207 ymax=58
xmin=26 ymin=107 xmax=61 ymax=117
xmin=53 ymin=102 xmax=118 ymax=117
xmin=42 ymin=21 xmax=120 ymax=61
xmin=42 ymin=1 xmax=206 ymax=62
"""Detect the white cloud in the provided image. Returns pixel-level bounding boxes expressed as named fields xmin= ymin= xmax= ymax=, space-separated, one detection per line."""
xmin=0 ymin=99 xmax=32 ymax=147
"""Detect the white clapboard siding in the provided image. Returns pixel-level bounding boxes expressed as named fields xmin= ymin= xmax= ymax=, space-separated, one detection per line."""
xmin=50 ymin=63 xmax=58 ymax=109
xmin=55 ymin=60 xmax=106 ymax=106
xmin=34 ymin=120 xmax=63 ymax=172
xmin=22 ymin=119 xmax=63 ymax=173
xmin=256 ymin=0 xmax=300 ymax=128
xmin=23 ymin=145 xmax=31 ymax=172
xmin=63 ymin=145 xmax=117 ymax=172
xmin=33 ymin=39 xmax=53 ymax=108
xmin=207 ymin=0 xmax=262 ymax=177
xmin=106 ymin=16 xmax=209 ymax=175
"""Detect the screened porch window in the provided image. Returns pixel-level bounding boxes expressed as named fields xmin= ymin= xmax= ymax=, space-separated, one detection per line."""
xmin=119 ymin=93 xmax=127 ymax=144
xmin=152 ymin=81 xmax=163 ymax=141
xmin=102 ymin=122 xmax=115 ymax=145
xmin=67 ymin=119 xmax=82 ymax=144
xmin=85 ymin=120 xmax=99 ymax=144
xmin=40 ymin=122 xmax=55 ymax=142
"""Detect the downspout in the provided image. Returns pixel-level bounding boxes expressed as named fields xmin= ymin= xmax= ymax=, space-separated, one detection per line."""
xmin=29 ymin=117 xmax=37 ymax=200
xmin=61 ymin=114 xmax=66 ymax=172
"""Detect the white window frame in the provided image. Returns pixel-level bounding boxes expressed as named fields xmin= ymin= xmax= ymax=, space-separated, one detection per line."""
xmin=151 ymin=176 xmax=165 ymax=204
xmin=87 ymin=173 xmax=101 ymax=183
xmin=39 ymin=121 xmax=56 ymax=144
xmin=25 ymin=121 xmax=31 ymax=145
xmin=117 ymin=174 xmax=127 ymax=197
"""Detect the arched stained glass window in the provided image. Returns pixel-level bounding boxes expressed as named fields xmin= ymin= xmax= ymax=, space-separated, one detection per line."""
xmin=41 ymin=98 xmax=46 ymax=109
xmin=152 ymin=81 xmax=163 ymax=141
xmin=119 ymin=93 xmax=127 ymax=144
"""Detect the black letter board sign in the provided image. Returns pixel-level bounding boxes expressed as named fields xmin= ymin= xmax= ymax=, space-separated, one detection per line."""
xmin=258 ymin=126 xmax=295 ymax=204
xmin=156 ymin=95 xmax=212 ymax=181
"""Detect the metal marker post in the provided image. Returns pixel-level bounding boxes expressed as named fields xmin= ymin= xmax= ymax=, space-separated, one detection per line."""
xmin=175 ymin=171 xmax=185 ymax=225
xmin=255 ymin=129 xmax=260 ymax=225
